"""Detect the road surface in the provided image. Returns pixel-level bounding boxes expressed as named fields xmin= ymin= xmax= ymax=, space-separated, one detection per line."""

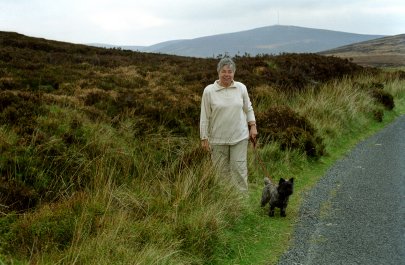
xmin=278 ymin=115 xmax=405 ymax=265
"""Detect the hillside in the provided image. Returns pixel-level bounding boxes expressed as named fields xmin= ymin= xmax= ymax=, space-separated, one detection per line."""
xmin=320 ymin=34 xmax=405 ymax=67
xmin=0 ymin=30 xmax=373 ymax=96
xmin=91 ymin=25 xmax=384 ymax=58
xmin=0 ymin=30 xmax=375 ymax=141
xmin=1 ymin=31 xmax=404 ymax=264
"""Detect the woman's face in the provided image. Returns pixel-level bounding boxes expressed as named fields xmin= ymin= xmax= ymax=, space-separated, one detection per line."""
xmin=218 ymin=65 xmax=234 ymax=87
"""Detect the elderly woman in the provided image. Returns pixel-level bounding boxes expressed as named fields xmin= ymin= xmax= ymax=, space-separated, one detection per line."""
xmin=200 ymin=57 xmax=257 ymax=192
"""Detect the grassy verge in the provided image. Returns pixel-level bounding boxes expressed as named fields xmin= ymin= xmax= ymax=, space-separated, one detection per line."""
xmin=1 ymin=72 xmax=404 ymax=265
xmin=211 ymin=74 xmax=405 ymax=264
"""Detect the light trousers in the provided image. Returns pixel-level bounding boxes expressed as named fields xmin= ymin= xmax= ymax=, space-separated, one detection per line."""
xmin=211 ymin=139 xmax=249 ymax=192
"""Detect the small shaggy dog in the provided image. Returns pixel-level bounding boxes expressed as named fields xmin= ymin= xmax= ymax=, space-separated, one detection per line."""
xmin=261 ymin=177 xmax=294 ymax=217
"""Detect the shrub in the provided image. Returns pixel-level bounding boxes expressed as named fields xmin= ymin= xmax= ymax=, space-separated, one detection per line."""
xmin=372 ymin=109 xmax=384 ymax=122
xmin=256 ymin=105 xmax=325 ymax=157
xmin=371 ymin=89 xmax=395 ymax=110
xmin=0 ymin=91 xmax=47 ymax=136
xmin=0 ymin=195 xmax=87 ymax=259
xmin=0 ymin=179 xmax=38 ymax=213
xmin=235 ymin=53 xmax=366 ymax=92
xmin=0 ymin=213 xmax=18 ymax=255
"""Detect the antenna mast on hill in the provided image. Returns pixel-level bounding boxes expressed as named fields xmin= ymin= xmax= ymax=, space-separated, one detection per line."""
xmin=277 ymin=11 xmax=280 ymax=25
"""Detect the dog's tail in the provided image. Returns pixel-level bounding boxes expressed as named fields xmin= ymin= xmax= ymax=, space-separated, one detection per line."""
xmin=264 ymin=177 xmax=271 ymax=185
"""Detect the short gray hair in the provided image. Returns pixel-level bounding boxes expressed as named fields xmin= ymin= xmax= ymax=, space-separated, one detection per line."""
xmin=217 ymin=57 xmax=236 ymax=73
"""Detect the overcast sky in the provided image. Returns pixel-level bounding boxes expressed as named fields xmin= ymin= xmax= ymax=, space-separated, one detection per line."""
xmin=1 ymin=0 xmax=404 ymax=46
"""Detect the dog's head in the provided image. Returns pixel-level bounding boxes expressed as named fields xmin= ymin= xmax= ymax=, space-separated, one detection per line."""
xmin=277 ymin=178 xmax=294 ymax=197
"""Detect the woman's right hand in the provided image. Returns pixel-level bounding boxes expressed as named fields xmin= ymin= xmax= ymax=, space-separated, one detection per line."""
xmin=201 ymin=139 xmax=210 ymax=152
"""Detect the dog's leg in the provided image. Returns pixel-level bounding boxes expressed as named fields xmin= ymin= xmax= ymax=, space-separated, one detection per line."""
xmin=261 ymin=198 xmax=268 ymax=207
xmin=269 ymin=205 xmax=275 ymax=217
xmin=261 ymin=188 xmax=270 ymax=207
xmin=280 ymin=207 xmax=286 ymax=217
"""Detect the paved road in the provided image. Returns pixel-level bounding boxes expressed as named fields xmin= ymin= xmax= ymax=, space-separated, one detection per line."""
xmin=278 ymin=115 xmax=405 ymax=265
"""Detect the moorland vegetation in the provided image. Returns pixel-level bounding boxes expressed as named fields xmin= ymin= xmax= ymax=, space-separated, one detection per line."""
xmin=1 ymin=31 xmax=405 ymax=264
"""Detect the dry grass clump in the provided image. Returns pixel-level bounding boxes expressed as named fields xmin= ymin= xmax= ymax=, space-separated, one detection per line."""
xmin=292 ymin=76 xmax=389 ymax=149
xmin=352 ymin=81 xmax=395 ymax=111
xmin=1 ymin=138 xmax=242 ymax=264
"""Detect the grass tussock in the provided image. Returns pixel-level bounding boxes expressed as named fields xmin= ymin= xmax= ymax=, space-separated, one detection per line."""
xmin=1 ymin=31 xmax=405 ymax=264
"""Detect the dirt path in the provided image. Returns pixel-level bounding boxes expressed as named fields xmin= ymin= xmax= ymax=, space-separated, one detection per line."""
xmin=278 ymin=115 xmax=405 ymax=265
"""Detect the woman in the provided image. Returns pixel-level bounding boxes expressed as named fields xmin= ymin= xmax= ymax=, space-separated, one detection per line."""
xmin=200 ymin=57 xmax=257 ymax=192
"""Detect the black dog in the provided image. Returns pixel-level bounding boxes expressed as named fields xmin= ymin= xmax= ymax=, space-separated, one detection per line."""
xmin=260 ymin=177 xmax=294 ymax=217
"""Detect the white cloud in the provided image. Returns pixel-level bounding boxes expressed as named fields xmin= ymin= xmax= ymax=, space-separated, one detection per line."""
xmin=0 ymin=0 xmax=404 ymax=45
xmin=88 ymin=8 xmax=167 ymax=32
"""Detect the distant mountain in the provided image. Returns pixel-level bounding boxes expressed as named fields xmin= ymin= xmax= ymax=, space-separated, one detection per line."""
xmin=88 ymin=40 xmax=187 ymax=52
xmin=126 ymin=25 xmax=385 ymax=58
xmin=89 ymin=43 xmax=147 ymax=51
xmin=319 ymin=34 xmax=405 ymax=67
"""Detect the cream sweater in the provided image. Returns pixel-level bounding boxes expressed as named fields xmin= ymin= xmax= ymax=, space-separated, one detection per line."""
xmin=200 ymin=80 xmax=256 ymax=145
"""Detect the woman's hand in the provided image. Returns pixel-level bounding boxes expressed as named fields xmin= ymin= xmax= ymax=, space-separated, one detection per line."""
xmin=201 ymin=139 xmax=211 ymax=152
xmin=249 ymin=124 xmax=258 ymax=147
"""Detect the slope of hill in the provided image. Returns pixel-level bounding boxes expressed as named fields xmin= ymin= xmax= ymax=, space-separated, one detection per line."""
xmin=0 ymin=30 xmax=372 ymax=94
xmin=320 ymin=34 xmax=405 ymax=67
xmin=137 ymin=25 xmax=384 ymax=58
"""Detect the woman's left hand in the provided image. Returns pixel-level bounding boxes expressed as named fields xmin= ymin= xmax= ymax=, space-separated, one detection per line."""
xmin=249 ymin=125 xmax=258 ymax=147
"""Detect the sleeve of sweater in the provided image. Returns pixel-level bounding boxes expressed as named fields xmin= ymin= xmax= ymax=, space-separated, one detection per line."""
xmin=241 ymin=84 xmax=256 ymax=123
xmin=200 ymin=86 xmax=211 ymax=140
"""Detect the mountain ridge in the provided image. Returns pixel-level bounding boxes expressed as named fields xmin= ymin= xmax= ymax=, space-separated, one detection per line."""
xmin=319 ymin=34 xmax=405 ymax=66
xmin=90 ymin=25 xmax=385 ymax=58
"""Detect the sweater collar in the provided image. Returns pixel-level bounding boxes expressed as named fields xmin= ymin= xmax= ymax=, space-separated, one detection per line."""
xmin=214 ymin=80 xmax=236 ymax=91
